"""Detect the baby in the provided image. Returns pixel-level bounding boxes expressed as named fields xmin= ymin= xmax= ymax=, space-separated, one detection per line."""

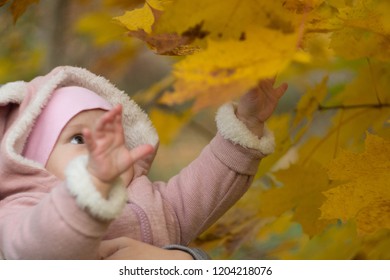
xmin=0 ymin=66 xmax=286 ymax=259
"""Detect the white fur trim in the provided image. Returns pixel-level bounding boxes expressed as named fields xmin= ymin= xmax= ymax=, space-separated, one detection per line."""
xmin=65 ymin=155 xmax=127 ymax=220
xmin=0 ymin=81 xmax=28 ymax=104
xmin=215 ymin=103 xmax=275 ymax=155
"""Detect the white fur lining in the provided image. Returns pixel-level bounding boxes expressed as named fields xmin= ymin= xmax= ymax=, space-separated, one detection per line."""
xmin=215 ymin=103 xmax=275 ymax=155
xmin=0 ymin=81 xmax=27 ymax=104
xmin=65 ymin=155 xmax=127 ymax=220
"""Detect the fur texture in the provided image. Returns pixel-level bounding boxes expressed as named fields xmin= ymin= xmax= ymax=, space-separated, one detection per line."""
xmin=215 ymin=103 xmax=275 ymax=155
xmin=65 ymin=155 xmax=127 ymax=220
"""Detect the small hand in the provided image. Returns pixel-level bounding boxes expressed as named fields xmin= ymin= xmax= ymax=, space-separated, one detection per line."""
xmin=236 ymin=78 xmax=288 ymax=137
xmin=83 ymin=105 xmax=154 ymax=197
xmin=99 ymin=237 xmax=193 ymax=260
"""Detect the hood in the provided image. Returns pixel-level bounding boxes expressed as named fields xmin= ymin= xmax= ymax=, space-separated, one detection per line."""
xmin=0 ymin=66 xmax=159 ymax=199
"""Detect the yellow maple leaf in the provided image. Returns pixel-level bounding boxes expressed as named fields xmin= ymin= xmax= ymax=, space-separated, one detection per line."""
xmin=119 ymin=0 xmax=310 ymax=109
xmin=279 ymin=221 xmax=360 ymax=260
xmin=154 ymin=0 xmax=302 ymax=41
xmin=302 ymin=33 xmax=334 ymax=62
xmin=330 ymin=0 xmax=390 ymax=60
xmin=305 ymin=0 xmax=390 ymax=60
xmin=359 ymin=229 xmax=390 ymax=259
xmin=114 ymin=1 xmax=157 ymax=34
xmin=161 ymin=26 xmax=309 ymax=110
xmin=149 ymin=108 xmax=192 ymax=144
xmin=259 ymin=161 xmax=332 ymax=236
xmin=256 ymin=114 xmax=294 ymax=177
xmin=321 ymin=134 xmax=390 ymax=234
xmin=293 ymin=75 xmax=328 ymax=126
xmin=76 ymin=12 xmax=129 ymax=46
xmin=114 ymin=0 xmax=199 ymax=55
xmin=329 ymin=62 xmax=390 ymax=106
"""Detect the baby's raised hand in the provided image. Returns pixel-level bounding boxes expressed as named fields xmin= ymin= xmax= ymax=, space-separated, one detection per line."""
xmin=236 ymin=78 xmax=288 ymax=137
xmin=83 ymin=105 xmax=153 ymax=197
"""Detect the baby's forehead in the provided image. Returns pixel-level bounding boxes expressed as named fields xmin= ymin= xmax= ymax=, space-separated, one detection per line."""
xmin=62 ymin=109 xmax=107 ymax=131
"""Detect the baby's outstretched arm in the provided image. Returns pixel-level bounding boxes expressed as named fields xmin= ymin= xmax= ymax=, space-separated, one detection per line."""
xmin=82 ymin=105 xmax=154 ymax=198
xmin=236 ymin=78 xmax=288 ymax=137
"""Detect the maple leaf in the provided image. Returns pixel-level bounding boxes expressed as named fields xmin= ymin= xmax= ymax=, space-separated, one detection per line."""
xmin=149 ymin=108 xmax=192 ymax=144
xmin=154 ymin=0 xmax=302 ymax=40
xmin=279 ymin=221 xmax=360 ymax=260
xmin=359 ymin=229 xmax=390 ymax=259
xmin=258 ymin=161 xmax=333 ymax=236
xmin=76 ymin=12 xmax=130 ymax=46
xmin=293 ymin=75 xmax=328 ymax=126
xmin=161 ymin=26 xmax=309 ymax=110
xmin=119 ymin=0 xmax=310 ymax=109
xmin=256 ymin=114 xmax=294 ymax=177
xmin=251 ymin=212 xmax=307 ymax=260
xmin=321 ymin=134 xmax=390 ymax=234
xmin=115 ymin=0 xmax=200 ymax=55
xmin=114 ymin=0 xmax=158 ymax=34
xmin=307 ymin=0 xmax=390 ymax=61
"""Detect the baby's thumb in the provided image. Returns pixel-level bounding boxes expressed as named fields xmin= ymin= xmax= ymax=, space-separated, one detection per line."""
xmin=128 ymin=144 xmax=155 ymax=165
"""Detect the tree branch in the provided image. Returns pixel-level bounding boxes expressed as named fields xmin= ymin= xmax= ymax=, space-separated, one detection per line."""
xmin=318 ymin=103 xmax=390 ymax=111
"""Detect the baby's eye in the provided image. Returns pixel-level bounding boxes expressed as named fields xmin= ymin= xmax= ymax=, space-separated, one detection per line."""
xmin=70 ymin=134 xmax=85 ymax=145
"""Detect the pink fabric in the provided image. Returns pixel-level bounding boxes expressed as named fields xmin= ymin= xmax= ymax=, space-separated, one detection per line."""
xmin=23 ymin=86 xmax=112 ymax=166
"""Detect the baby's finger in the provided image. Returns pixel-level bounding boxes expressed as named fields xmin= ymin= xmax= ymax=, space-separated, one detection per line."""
xmin=95 ymin=105 xmax=121 ymax=133
xmin=275 ymin=82 xmax=288 ymax=98
xmin=82 ymin=128 xmax=96 ymax=151
xmin=129 ymin=144 xmax=154 ymax=164
xmin=99 ymin=237 xmax=133 ymax=259
xmin=114 ymin=106 xmax=124 ymax=133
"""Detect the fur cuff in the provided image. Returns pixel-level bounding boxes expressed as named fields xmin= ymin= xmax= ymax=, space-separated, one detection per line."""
xmin=215 ymin=103 xmax=275 ymax=155
xmin=65 ymin=156 xmax=127 ymax=220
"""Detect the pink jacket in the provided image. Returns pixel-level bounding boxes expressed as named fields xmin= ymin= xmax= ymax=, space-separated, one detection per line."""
xmin=0 ymin=66 xmax=275 ymax=259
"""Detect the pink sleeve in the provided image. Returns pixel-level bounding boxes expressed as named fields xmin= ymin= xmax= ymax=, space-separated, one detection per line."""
xmin=0 ymin=184 xmax=109 ymax=259
xmin=153 ymin=133 xmax=265 ymax=244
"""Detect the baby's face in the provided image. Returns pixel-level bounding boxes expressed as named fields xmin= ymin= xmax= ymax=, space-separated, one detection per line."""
xmin=45 ymin=109 xmax=133 ymax=186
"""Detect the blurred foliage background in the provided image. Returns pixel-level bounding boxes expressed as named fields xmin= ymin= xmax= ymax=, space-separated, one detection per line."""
xmin=1 ymin=0 xmax=389 ymax=259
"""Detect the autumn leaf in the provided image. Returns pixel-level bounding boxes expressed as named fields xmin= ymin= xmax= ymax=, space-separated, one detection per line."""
xmin=256 ymin=114 xmax=294 ymax=177
xmin=330 ymin=0 xmax=390 ymax=61
xmin=359 ymin=229 xmax=390 ymax=259
xmin=328 ymin=62 xmax=390 ymax=107
xmin=251 ymin=212 xmax=307 ymax=260
xmin=119 ymin=0 xmax=309 ymax=110
xmin=293 ymin=75 xmax=328 ymax=126
xmin=114 ymin=0 xmax=199 ymax=55
xmin=321 ymin=134 xmax=390 ymax=234
xmin=279 ymin=221 xmax=360 ymax=260
xmin=161 ymin=26 xmax=309 ymax=110
xmin=76 ymin=12 xmax=129 ymax=46
xmin=306 ymin=0 xmax=390 ymax=61
xmin=154 ymin=0 xmax=302 ymax=41
xmin=229 ymin=213 xmax=307 ymax=260
xmin=149 ymin=108 xmax=192 ymax=144
xmin=114 ymin=0 xmax=159 ymax=34
xmin=259 ymin=161 xmax=333 ymax=236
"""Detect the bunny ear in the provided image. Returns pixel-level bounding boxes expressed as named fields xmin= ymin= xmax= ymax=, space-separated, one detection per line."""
xmin=0 ymin=81 xmax=28 ymax=105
